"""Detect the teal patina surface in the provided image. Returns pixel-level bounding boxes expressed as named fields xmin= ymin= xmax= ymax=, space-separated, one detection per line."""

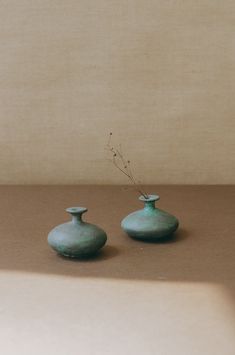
xmin=121 ymin=195 xmax=179 ymax=241
xmin=48 ymin=207 xmax=107 ymax=258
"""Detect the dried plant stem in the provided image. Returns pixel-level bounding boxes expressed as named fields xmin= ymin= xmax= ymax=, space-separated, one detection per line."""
xmin=106 ymin=133 xmax=148 ymax=199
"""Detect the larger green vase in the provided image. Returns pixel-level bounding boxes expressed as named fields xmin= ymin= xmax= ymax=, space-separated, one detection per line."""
xmin=121 ymin=195 xmax=179 ymax=241
xmin=48 ymin=207 xmax=107 ymax=258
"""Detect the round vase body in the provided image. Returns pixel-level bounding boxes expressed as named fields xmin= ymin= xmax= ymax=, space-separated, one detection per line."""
xmin=121 ymin=195 xmax=179 ymax=241
xmin=48 ymin=207 xmax=107 ymax=258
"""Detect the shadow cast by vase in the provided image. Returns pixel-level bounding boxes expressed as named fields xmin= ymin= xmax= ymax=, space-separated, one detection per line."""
xmin=57 ymin=245 xmax=120 ymax=263
xmin=127 ymin=228 xmax=188 ymax=244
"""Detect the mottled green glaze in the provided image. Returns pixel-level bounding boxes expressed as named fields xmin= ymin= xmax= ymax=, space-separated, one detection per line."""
xmin=48 ymin=207 xmax=107 ymax=258
xmin=121 ymin=195 xmax=179 ymax=241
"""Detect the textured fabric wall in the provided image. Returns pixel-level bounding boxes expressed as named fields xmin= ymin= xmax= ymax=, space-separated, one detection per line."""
xmin=0 ymin=1 xmax=234 ymax=184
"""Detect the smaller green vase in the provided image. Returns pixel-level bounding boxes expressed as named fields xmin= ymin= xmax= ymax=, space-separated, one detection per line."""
xmin=48 ymin=207 xmax=107 ymax=258
xmin=121 ymin=195 xmax=179 ymax=241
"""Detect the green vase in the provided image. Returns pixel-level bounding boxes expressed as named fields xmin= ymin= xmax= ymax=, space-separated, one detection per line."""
xmin=48 ymin=207 xmax=107 ymax=258
xmin=121 ymin=195 xmax=179 ymax=241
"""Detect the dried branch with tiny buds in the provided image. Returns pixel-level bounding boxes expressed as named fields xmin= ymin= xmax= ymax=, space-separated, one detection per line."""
xmin=106 ymin=133 xmax=148 ymax=199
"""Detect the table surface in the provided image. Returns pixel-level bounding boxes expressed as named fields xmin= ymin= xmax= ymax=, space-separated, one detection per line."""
xmin=0 ymin=185 xmax=234 ymax=355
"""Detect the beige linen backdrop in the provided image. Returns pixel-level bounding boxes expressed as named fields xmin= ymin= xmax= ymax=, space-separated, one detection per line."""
xmin=0 ymin=1 xmax=234 ymax=184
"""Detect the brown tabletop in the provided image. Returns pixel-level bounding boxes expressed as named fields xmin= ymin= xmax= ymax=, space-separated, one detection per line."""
xmin=0 ymin=185 xmax=235 ymax=354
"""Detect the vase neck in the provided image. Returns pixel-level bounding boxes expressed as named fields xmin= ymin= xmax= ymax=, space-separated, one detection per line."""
xmin=66 ymin=207 xmax=88 ymax=224
xmin=139 ymin=194 xmax=160 ymax=211
xmin=72 ymin=215 xmax=83 ymax=224
xmin=144 ymin=201 xmax=156 ymax=211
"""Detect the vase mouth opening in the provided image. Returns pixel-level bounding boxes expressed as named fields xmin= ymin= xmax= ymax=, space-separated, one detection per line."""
xmin=66 ymin=207 xmax=88 ymax=214
xmin=139 ymin=194 xmax=160 ymax=202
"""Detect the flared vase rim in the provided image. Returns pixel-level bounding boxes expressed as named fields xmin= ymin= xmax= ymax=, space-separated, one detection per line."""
xmin=139 ymin=194 xmax=160 ymax=202
xmin=66 ymin=207 xmax=88 ymax=214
